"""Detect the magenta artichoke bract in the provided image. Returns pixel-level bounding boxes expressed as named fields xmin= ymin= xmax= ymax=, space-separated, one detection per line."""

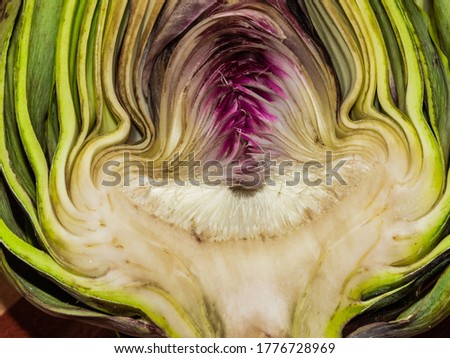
xmin=1 ymin=0 xmax=450 ymax=337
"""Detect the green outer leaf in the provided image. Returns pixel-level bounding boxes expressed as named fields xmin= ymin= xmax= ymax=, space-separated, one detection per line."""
xmin=403 ymin=0 xmax=450 ymax=165
xmin=378 ymin=0 xmax=445 ymax=263
xmin=45 ymin=88 xmax=60 ymax=162
xmin=0 ymin=218 xmax=195 ymax=337
xmin=0 ymin=249 xmax=165 ymax=337
xmin=26 ymin=0 xmax=63 ymax=148
xmin=395 ymin=265 xmax=450 ymax=333
xmin=349 ymin=263 xmax=450 ymax=337
xmin=371 ymin=0 xmax=406 ymax=110
xmin=355 ymin=236 xmax=450 ymax=300
xmin=0 ymin=0 xmax=46 ymax=251
xmin=11 ymin=0 xmax=66 ymax=258
xmin=0 ymin=176 xmax=26 ymax=241
xmin=1 ymin=0 xmax=36 ymax=202
xmin=433 ymin=0 xmax=450 ymax=61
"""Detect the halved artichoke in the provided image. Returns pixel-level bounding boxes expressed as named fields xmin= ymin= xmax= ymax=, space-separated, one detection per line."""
xmin=1 ymin=0 xmax=450 ymax=337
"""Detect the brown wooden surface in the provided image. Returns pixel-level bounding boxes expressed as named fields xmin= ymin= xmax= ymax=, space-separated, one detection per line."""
xmin=0 ymin=298 xmax=117 ymax=338
xmin=0 ymin=273 xmax=20 ymax=317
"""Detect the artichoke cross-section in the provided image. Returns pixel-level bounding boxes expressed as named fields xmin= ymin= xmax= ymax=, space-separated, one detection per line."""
xmin=0 ymin=0 xmax=450 ymax=337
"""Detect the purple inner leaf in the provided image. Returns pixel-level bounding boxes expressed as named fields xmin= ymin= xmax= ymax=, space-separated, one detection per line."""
xmin=150 ymin=4 xmax=331 ymax=186
xmin=193 ymin=33 xmax=290 ymax=162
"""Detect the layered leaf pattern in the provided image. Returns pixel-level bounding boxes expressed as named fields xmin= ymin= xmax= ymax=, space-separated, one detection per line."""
xmin=0 ymin=0 xmax=449 ymax=337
